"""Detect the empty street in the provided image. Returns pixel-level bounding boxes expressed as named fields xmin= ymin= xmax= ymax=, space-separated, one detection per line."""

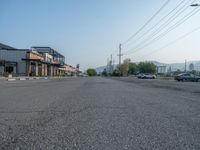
xmin=0 ymin=77 xmax=200 ymax=149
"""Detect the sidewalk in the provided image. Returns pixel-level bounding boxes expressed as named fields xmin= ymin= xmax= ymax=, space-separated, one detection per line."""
xmin=0 ymin=77 xmax=6 ymax=81
xmin=0 ymin=76 xmax=74 ymax=81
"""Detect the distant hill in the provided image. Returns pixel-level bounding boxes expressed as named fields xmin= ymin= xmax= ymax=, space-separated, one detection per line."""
xmin=96 ymin=66 xmax=106 ymax=74
xmin=96 ymin=64 xmax=118 ymax=74
xmin=96 ymin=60 xmax=200 ymax=73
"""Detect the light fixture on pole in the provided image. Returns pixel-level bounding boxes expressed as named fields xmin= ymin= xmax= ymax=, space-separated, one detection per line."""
xmin=190 ymin=4 xmax=200 ymax=7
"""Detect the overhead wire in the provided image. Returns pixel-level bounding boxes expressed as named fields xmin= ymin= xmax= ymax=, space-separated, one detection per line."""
xmin=124 ymin=0 xmax=196 ymax=54
xmin=134 ymin=26 xmax=200 ymax=60
xmin=122 ymin=0 xmax=171 ymax=45
xmin=124 ymin=6 xmax=200 ymax=55
xmin=122 ymin=0 xmax=189 ymax=49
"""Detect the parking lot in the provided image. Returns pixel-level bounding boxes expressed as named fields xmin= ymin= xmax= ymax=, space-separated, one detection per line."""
xmin=112 ymin=76 xmax=200 ymax=94
xmin=0 ymin=77 xmax=200 ymax=149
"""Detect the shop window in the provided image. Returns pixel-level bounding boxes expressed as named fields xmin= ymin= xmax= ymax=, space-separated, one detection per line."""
xmin=5 ymin=66 xmax=14 ymax=73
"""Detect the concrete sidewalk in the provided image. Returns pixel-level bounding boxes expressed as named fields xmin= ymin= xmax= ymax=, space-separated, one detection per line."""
xmin=0 ymin=76 xmax=75 ymax=81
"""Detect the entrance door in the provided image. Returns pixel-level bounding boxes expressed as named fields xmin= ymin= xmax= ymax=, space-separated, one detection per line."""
xmin=31 ymin=62 xmax=36 ymax=76
xmin=38 ymin=64 xmax=42 ymax=76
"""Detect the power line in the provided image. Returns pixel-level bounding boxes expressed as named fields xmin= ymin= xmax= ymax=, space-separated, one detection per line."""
xmin=124 ymin=6 xmax=200 ymax=55
xmin=122 ymin=0 xmax=189 ymax=49
xmin=135 ymin=7 xmax=200 ymax=53
xmin=124 ymin=0 xmax=195 ymax=54
xmin=133 ymin=26 xmax=200 ymax=61
xmin=122 ymin=0 xmax=171 ymax=45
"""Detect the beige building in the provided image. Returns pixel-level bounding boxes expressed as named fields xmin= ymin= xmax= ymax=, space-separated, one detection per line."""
xmin=64 ymin=64 xmax=78 ymax=76
xmin=25 ymin=51 xmax=45 ymax=76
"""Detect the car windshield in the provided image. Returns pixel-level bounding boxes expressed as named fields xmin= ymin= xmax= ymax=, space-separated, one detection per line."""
xmin=1 ymin=1 xmax=200 ymax=149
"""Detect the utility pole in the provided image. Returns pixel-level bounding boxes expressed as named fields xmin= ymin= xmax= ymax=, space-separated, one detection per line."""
xmin=185 ymin=59 xmax=187 ymax=72
xmin=118 ymin=44 xmax=123 ymax=76
xmin=106 ymin=58 xmax=109 ymax=73
xmin=113 ymin=59 xmax=115 ymax=70
xmin=110 ymin=54 xmax=113 ymax=73
xmin=110 ymin=54 xmax=112 ymax=66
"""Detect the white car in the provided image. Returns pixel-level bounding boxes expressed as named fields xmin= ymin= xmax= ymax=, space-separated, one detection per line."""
xmin=137 ymin=73 xmax=156 ymax=79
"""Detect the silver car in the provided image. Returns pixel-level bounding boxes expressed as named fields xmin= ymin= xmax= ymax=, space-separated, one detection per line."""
xmin=137 ymin=73 xmax=156 ymax=79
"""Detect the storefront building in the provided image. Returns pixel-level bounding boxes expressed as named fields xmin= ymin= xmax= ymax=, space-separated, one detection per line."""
xmin=0 ymin=43 xmax=27 ymax=76
xmin=1 ymin=43 xmax=71 ymax=77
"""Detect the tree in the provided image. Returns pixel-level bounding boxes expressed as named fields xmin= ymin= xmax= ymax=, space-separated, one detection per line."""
xmin=120 ymin=59 xmax=131 ymax=76
xmin=137 ymin=62 xmax=157 ymax=74
xmin=128 ymin=63 xmax=137 ymax=75
xmin=86 ymin=68 xmax=97 ymax=76
xmin=112 ymin=69 xmax=120 ymax=76
xmin=102 ymin=68 xmax=107 ymax=76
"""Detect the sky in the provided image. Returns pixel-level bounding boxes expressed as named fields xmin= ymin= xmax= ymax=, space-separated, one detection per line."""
xmin=0 ymin=0 xmax=200 ymax=71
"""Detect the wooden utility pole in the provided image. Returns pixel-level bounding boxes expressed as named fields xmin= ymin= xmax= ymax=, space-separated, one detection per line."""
xmin=118 ymin=44 xmax=123 ymax=76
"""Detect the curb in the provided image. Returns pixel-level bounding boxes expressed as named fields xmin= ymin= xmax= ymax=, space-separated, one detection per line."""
xmin=7 ymin=78 xmax=16 ymax=81
xmin=4 ymin=76 xmax=74 ymax=82
xmin=5 ymin=77 xmax=63 ymax=81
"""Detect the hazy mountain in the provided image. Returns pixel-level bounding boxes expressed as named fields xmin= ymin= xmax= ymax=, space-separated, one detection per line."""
xmin=96 ymin=64 xmax=118 ymax=74
xmin=96 ymin=66 xmax=107 ymax=74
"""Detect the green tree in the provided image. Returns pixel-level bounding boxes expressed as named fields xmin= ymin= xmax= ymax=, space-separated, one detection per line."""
xmin=128 ymin=63 xmax=137 ymax=75
xmin=137 ymin=62 xmax=157 ymax=74
xmin=102 ymin=68 xmax=107 ymax=76
xmin=120 ymin=59 xmax=131 ymax=76
xmin=112 ymin=69 xmax=120 ymax=76
xmin=86 ymin=68 xmax=97 ymax=76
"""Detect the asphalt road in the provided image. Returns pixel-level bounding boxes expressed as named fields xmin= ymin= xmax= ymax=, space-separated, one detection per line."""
xmin=0 ymin=77 xmax=200 ymax=149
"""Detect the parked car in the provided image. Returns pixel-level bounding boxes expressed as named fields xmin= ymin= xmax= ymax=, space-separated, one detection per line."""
xmin=136 ymin=73 xmax=143 ymax=79
xmin=137 ymin=73 xmax=156 ymax=79
xmin=174 ymin=73 xmax=200 ymax=82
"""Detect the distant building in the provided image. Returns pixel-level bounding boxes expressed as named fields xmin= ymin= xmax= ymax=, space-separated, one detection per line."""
xmin=63 ymin=64 xmax=79 ymax=76
xmin=157 ymin=66 xmax=167 ymax=74
xmin=189 ymin=63 xmax=194 ymax=71
xmin=167 ymin=66 xmax=172 ymax=73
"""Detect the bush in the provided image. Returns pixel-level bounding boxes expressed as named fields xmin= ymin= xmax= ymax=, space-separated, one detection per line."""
xmin=86 ymin=68 xmax=97 ymax=76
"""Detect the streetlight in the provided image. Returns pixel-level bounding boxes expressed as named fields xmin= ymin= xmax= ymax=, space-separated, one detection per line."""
xmin=190 ymin=4 xmax=200 ymax=7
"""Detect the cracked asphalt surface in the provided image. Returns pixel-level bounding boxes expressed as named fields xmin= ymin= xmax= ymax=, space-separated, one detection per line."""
xmin=0 ymin=77 xmax=200 ymax=149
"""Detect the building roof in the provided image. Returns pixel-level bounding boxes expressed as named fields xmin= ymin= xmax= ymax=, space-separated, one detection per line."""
xmin=31 ymin=46 xmax=64 ymax=58
xmin=0 ymin=43 xmax=16 ymax=50
xmin=0 ymin=43 xmax=29 ymax=51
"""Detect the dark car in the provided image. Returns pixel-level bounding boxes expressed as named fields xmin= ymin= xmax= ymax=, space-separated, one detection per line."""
xmin=174 ymin=73 xmax=200 ymax=82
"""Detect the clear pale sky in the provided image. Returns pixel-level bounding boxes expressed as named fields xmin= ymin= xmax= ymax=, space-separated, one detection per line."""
xmin=1 ymin=0 xmax=200 ymax=70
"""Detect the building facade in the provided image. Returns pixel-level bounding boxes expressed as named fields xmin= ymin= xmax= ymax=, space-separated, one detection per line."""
xmin=23 ymin=51 xmax=45 ymax=76
xmin=64 ymin=64 xmax=78 ymax=76
xmin=0 ymin=43 xmax=75 ymax=77
xmin=0 ymin=43 xmax=27 ymax=76
xmin=31 ymin=47 xmax=65 ymax=76
xmin=157 ymin=66 xmax=167 ymax=74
